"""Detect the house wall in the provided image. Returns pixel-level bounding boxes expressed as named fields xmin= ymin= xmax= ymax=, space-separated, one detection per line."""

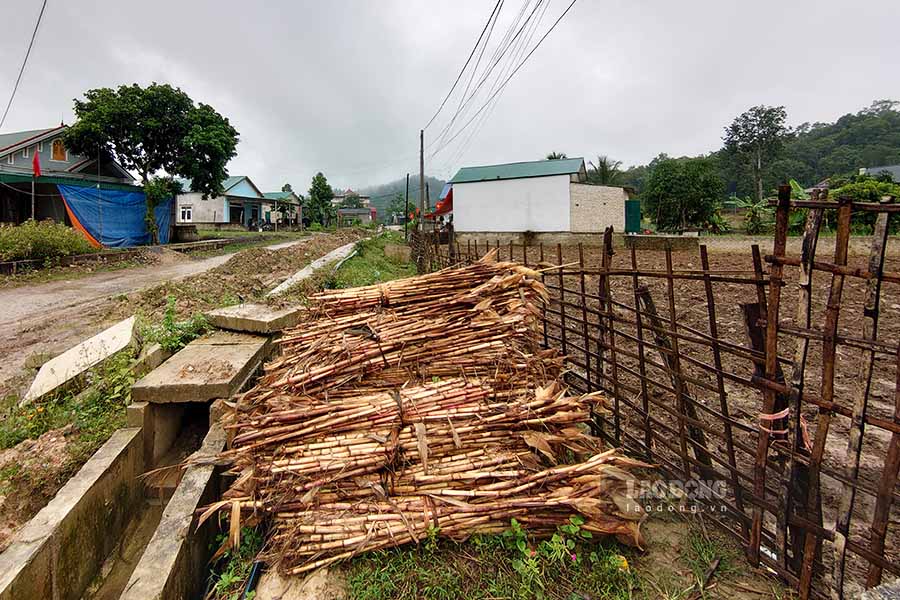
xmin=175 ymin=193 xmax=228 ymax=224
xmin=569 ymin=183 xmax=626 ymax=232
xmin=227 ymin=180 xmax=261 ymax=198
xmin=453 ymin=175 xmax=570 ymax=232
xmin=1 ymin=135 xmax=79 ymax=173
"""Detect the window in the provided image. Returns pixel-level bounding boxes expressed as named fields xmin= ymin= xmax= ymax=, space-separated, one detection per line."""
xmin=21 ymin=146 xmax=29 ymax=158
xmin=51 ymin=139 xmax=66 ymax=162
xmin=38 ymin=141 xmax=43 ymax=152
xmin=180 ymin=205 xmax=193 ymax=222
xmin=6 ymin=154 xmax=12 ymax=165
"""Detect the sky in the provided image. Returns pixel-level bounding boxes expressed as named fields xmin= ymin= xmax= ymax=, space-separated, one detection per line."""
xmin=1 ymin=0 xmax=899 ymax=192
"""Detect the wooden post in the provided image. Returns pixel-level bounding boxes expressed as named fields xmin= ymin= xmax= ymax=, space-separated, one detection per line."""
xmin=832 ymin=196 xmax=893 ymax=596
xmin=781 ymin=197 xmax=825 ymax=573
xmin=630 ymin=246 xmax=653 ymax=460
xmin=798 ymin=195 xmax=853 ymax=598
xmin=749 ymin=185 xmax=791 ymax=567
xmin=636 ymin=283 xmax=714 ymax=478
xmin=700 ymin=244 xmax=748 ymax=540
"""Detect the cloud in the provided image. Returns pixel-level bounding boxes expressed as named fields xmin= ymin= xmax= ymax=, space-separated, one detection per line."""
xmin=1 ymin=0 xmax=898 ymax=191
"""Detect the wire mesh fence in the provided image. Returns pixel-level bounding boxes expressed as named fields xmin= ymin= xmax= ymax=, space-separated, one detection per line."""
xmin=422 ymin=188 xmax=899 ymax=599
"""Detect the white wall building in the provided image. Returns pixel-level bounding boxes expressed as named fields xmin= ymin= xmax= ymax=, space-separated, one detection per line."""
xmin=449 ymin=158 xmax=628 ymax=234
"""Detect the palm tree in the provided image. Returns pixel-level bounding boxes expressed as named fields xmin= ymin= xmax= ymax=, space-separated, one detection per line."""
xmin=545 ymin=151 xmax=567 ymax=160
xmin=587 ymin=155 xmax=623 ymax=185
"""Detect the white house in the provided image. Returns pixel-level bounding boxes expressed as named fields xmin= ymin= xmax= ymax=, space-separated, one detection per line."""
xmin=448 ymin=157 xmax=629 ymax=234
xmin=176 ymin=175 xmax=273 ymax=228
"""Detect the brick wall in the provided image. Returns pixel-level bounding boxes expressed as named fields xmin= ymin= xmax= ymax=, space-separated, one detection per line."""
xmin=569 ymin=183 xmax=626 ymax=233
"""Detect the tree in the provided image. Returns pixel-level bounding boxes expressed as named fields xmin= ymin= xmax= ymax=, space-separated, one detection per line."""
xmin=306 ymin=172 xmax=335 ymax=226
xmin=587 ymin=155 xmax=623 ymax=185
xmin=341 ymin=192 xmax=363 ymax=208
xmin=546 ymin=151 xmax=567 ymax=160
xmin=642 ymin=157 xmax=724 ymax=232
xmin=388 ymin=192 xmax=406 ymax=222
xmin=723 ymin=105 xmax=789 ymax=203
xmin=282 ymin=183 xmax=293 ymax=193
xmin=143 ymin=176 xmax=182 ymax=239
xmin=64 ymin=83 xmax=239 ymax=241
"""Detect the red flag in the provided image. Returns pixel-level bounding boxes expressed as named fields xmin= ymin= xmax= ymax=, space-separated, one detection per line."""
xmin=32 ymin=150 xmax=41 ymax=177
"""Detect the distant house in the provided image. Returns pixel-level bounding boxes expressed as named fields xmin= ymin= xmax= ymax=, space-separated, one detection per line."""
xmin=0 ymin=125 xmax=137 ymax=225
xmin=337 ymin=207 xmax=376 ymax=226
xmin=860 ymin=165 xmax=900 ymax=181
xmin=331 ymin=188 xmax=370 ymax=208
xmin=176 ymin=175 xmax=274 ymax=228
xmin=263 ymin=190 xmax=303 ymax=227
xmin=448 ymin=157 xmax=630 ymax=234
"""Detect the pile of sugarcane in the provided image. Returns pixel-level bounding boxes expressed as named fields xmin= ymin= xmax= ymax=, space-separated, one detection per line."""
xmin=205 ymin=253 xmax=646 ymax=575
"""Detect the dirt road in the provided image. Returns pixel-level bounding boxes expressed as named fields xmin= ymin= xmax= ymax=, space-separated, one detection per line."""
xmin=0 ymin=240 xmax=300 ymax=397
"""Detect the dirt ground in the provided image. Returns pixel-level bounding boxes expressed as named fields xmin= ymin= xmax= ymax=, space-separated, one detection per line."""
xmin=0 ymin=230 xmax=367 ymax=552
xmin=0 ymin=233 xmax=366 ymax=400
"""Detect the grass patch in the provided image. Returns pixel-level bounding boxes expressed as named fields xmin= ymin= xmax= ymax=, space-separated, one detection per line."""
xmin=346 ymin=518 xmax=636 ymax=600
xmin=0 ymin=220 xmax=97 ymax=262
xmin=208 ymin=526 xmax=265 ymax=600
xmin=139 ymin=295 xmax=209 ymax=352
xmin=0 ymin=348 xmax=135 ymax=454
xmin=331 ymin=231 xmax=415 ymax=288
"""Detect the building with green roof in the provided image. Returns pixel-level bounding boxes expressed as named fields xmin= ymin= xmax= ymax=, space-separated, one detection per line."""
xmin=447 ymin=157 xmax=628 ymax=235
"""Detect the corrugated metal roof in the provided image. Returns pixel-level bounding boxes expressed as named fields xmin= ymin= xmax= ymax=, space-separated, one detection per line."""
xmin=863 ymin=165 xmax=900 ymax=181
xmin=450 ymin=157 xmax=585 ymax=184
xmin=264 ymin=191 xmax=300 ymax=203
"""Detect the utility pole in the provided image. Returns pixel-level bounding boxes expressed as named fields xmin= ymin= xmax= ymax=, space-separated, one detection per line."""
xmin=419 ymin=129 xmax=425 ymax=231
xmin=425 ymin=182 xmax=431 ymax=212
xmin=404 ymin=172 xmax=409 ymax=241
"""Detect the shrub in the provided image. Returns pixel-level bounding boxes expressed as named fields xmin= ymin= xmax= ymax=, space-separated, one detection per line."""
xmin=0 ymin=220 xmax=97 ymax=262
xmin=141 ymin=296 xmax=209 ymax=352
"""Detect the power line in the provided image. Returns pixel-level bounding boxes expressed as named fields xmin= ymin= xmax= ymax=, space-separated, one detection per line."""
xmin=422 ymin=0 xmax=503 ymax=131
xmin=0 ymin=0 xmax=49 ymax=130
xmin=426 ymin=0 xmax=540 ymax=152
xmin=429 ymin=0 xmax=580 ymax=160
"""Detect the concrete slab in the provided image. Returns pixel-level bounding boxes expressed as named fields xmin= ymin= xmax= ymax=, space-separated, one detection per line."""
xmin=267 ymin=241 xmax=359 ymax=297
xmin=131 ymin=331 xmax=268 ymax=404
xmin=23 ymin=316 xmax=136 ymax=403
xmin=205 ymin=303 xmax=302 ymax=334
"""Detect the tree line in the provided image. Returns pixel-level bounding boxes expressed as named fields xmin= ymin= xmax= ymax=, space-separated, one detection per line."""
xmin=556 ymin=99 xmax=900 ymax=233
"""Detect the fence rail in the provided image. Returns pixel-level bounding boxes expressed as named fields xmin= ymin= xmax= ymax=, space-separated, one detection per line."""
xmin=422 ymin=187 xmax=899 ymax=599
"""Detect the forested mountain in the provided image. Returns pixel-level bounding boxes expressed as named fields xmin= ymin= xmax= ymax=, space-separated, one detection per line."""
xmin=359 ymin=175 xmax=447 ymax=220
xmin=622 ymin=100 xmax=900 ymax=197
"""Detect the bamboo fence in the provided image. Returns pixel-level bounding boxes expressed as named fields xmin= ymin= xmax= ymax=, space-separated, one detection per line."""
xmin=427 ymin=187 xmax=899 ymax=599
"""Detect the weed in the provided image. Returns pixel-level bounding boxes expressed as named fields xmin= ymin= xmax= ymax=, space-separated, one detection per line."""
xmin=141 ymin=295 xmax=209 ymax=352
xmin=208 ymin=526 xmax=264 ymax=600
xmin=346 ymin=518 xmax=635 ymax=600
xmin=334 ymin=231 xmax=415 ymax=288
xmin=682 ymin=527 xmax=738 ymax=584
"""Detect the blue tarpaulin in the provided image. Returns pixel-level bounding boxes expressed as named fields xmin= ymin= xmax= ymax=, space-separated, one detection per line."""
xmin=57 ymin=184 xmax=173 ymax=247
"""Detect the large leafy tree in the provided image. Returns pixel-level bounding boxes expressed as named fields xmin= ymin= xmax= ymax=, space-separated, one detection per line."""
xmin=587 ymin=155 xmax=623 ymax=185
xmin=723 ymin=105 xmax=789 ymax=202
xmin=306 ymin=172 xmax=336 ymax=226
xmin=642 ymin=157 xmax=724 ymax=232
xmin=64 ymin=83 xmax=239 ymax=198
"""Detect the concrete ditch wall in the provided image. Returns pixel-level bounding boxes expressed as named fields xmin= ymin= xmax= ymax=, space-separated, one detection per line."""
xmin=121 ymin=424 xmax=227 ymax=600
xmin=0 ymin=428 xmax=143 ymax=600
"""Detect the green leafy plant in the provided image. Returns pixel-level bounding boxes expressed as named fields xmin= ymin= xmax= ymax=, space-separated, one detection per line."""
xmin=209 ymin=526 xmax=264 ymax=600
xmin=735 ymin=196 xmax=773 ymax=234
xmin=142 ymin=296 xmax=209 ymax=352
xmin=0 ymin=220 xmax=97 ymax=262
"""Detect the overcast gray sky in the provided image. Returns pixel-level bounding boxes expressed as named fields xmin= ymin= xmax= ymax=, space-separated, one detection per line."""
xmin=2 ymin=0 xmax=899 ymax=191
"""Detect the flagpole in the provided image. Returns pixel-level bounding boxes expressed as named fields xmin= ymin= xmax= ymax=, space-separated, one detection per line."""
xmin=31 ymin=176 xmax=35 ymax=221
